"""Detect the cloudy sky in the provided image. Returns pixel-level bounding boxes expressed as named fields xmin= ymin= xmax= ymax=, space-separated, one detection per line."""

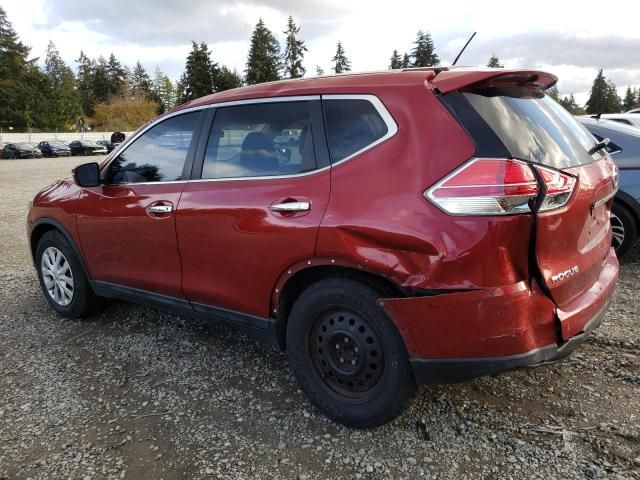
xmin=4 ymin=0 xmax=640 ymax=105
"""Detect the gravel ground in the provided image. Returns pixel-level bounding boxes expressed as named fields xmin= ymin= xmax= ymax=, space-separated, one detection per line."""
xmin=1 ymin=157 xmax=639 ymax=480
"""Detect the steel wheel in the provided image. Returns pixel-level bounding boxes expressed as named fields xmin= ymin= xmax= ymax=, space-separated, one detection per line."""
xmin=41 ymin=246 xmax=74 ymax=306
xmin=309 ymin=308 xmax=385 ymax=399
xmin=610 ymin=211 xmax=625 ymax=251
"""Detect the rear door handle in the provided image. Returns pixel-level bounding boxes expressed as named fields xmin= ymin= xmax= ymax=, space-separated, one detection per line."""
xmin=147 ymin=204 xmax=173 ymax=214
xmin=270 ymin=201 xmax=310 ymax=213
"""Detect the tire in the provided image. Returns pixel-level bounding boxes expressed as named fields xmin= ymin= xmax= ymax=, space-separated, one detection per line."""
xmin=286 ymin=277 xmax=416 ymax=428
xmin=611 ymin=202 xmax=638 ymax=259
xmin=36 ymin=230 xmax=100 ymax=318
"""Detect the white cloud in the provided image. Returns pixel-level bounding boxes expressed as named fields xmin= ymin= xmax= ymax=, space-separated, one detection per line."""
xmin=3 ymin=0 xmax=640 ymax=105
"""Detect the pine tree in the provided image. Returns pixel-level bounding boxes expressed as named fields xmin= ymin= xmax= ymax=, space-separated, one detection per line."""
xmin=586 ymin=70 xmax=621 ymax=114
xmin=389 ymin=50 xmax=402 ymax=70
xmin=316 ymin=65 xmax=324 ymax=76
xmin=44 ymin=41 xmax=80 ymax=128
xmin=622 ymin=86 xmax=636 ymax=112
xmin=487 ymin=55 xmax=503 ymax=68
xmin=282 ymin=16 xmax=306 ymax=79
xmin=411 ymin=30 xmax=439 ymax=67
xmin=216 ymin=66 xmax=243 ymax=92
xmin=179 ymin=42 xmax=217 ymax=102
xmin=331 ymin=41 xmax=351 ymax=74
xmin=401 ymin=52 xmax=411 ymax=69
xmin=75 ymin=51 xmax=96 ymax=116
xmin=546 ymin=86 xmax=561 ymax=101
xmin=0 ymin=6 xmax=32 ymax=130
xmin=106 ymin=53 xmax=128 ymax=98
xmin=558 ymin=94 xmax=585 ymax=115
xmin=131 ymin=61 xmax=153 ymax=99
xmin=245 ymin=19 xmax=281 ymax=85
xmin=152 ymin=67 xmax=177 ymax=113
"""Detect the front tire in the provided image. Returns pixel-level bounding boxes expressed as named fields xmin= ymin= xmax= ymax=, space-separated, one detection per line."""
xmin=611 ymin=202 xmax=637 ymax=259
xmin=36 ymin=230 xmax=100 ymax=318
xmin=286 ymin=277 xmax=416 ymax=428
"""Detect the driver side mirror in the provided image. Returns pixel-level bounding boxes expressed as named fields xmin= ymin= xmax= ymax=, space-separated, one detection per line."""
xmin=73 ymin=162 xmax=101 ymax=187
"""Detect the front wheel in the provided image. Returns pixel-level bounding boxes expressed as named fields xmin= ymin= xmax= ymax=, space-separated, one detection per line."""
xmin=611 ymin=202 xmax=638 ymax=258
xmin=36 ymin=230 xmax=100 ymax=318
xmin=286 ymin=277 xmax=416 ymax=428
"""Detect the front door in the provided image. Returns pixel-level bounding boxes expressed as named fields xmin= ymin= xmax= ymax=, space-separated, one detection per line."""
xmin=76 ymin=110 xmax=204 ymax=298
xmin=177 ymin=99 xmax=331 ymax=317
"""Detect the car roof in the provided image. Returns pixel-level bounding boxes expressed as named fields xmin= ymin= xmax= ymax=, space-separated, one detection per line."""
xmin=173 ymin=67 xmax=557 ymax=112
xmin=578 ymin=116 xmax=640 ymax=137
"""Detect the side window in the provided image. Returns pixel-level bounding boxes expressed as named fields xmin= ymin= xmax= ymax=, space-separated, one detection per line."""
xmin=323 ymin=99 xmax=389 ymax=162
xmin=108 ymin=111 xmax=201 ymax=184
xmin=610 ymin=119 xmax=632 ymax=125
xmin=201 ymin=101 xmax=316 ymax=179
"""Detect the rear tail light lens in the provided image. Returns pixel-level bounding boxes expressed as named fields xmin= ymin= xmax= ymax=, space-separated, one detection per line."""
xmin=425 ymin=158 xmax=575 ymax=216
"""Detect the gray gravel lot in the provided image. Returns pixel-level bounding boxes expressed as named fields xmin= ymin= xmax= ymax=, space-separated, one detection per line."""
xmin=1 ymin=156 xmax=639 ymax=479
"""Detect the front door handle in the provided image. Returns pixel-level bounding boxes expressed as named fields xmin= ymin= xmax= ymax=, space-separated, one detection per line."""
xmin=270 ymin=201 xmax=310 ymax=213
xmin=147 ymin=204 xmax=173 ymax=214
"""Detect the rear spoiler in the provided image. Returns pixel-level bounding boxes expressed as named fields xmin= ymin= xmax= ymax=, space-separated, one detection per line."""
xmin=431 ymin=68 xmax=558 ymax=96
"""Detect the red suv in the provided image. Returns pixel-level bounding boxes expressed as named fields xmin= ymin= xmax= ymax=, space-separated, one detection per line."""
xmin=28 ymin=68 xmax=619 ymax=427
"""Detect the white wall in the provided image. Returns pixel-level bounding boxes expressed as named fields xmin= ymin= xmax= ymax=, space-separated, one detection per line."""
xmin=0 ymin=132 xmax=134 ymax=144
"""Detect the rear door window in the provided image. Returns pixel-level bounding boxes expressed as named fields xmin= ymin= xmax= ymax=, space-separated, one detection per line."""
xmin=323 ymin=99 xmax=389 ymax=162
xmin=463 ymin=93 xmax=597 ymax=169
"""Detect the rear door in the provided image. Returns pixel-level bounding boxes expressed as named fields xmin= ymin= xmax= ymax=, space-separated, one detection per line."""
xmin=176 ymin=98 xmax=331 ymax=318
xmin=463 ymin=92 xmax=618 ymax=315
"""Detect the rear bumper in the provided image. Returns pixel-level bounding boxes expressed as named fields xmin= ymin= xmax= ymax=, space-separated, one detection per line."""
xmin=410 ymin=298 xmax=610 ymax=383
xmin=380 ymin=248 xmax=618 ymax=384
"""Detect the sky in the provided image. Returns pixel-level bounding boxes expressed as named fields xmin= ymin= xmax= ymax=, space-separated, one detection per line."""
xmin=4 ymin=0 xmax=640 ymax=106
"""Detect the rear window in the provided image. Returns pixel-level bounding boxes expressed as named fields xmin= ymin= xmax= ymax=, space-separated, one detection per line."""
xmin=323 ymin=99 xmax=388 ymax=162
xmin=463 ymin=93 xmax=597 ymax=169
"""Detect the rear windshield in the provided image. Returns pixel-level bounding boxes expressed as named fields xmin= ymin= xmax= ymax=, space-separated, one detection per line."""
xmin=463 ymin=93 xmax=597 ymax=169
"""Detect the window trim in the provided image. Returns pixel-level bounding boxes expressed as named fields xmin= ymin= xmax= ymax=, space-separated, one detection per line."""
xmin=99 ymin=94 xmax=398 ymax=185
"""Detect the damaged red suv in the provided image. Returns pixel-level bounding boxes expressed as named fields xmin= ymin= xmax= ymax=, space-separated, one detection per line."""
xmin=28 ymin=68 xmax=619 ymax=427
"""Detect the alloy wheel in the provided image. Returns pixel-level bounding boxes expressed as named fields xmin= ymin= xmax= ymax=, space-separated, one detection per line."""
xmin=610 ymin=212 xmax=625 ymax=252
xmin=41 ymin=246 xmax=74 ymax=306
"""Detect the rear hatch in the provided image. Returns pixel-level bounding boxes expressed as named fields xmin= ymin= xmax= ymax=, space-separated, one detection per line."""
xmin=436 ymin=71 xmax=618 ymax=331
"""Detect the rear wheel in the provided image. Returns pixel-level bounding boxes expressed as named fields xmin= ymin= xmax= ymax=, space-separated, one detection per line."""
xmin=36 ymin=230 xmax=100 ymax=318
xmin=286 ymin=277 xmax=416 ymax=428
xmin=611 ymin=202 xmax=638 ymax=258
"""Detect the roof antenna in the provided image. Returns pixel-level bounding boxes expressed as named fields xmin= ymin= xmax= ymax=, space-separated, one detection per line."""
xmin=452 ymin=32 xmax=477 ymax=66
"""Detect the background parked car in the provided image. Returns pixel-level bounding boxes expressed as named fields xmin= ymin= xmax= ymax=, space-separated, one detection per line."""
xmin=69 ymin=140 xmax=108 ymax=156
xmin=578 ymin=116 xmax=640 ymax=257
xmin=95 ymin=140 xmax=116 ymax=153
xmin=585 ymin=113 xmax=640 ymax=129
xmin=37 ymin=140 xmax=71 ymax=157
xmin=2 ymin=142 xmax=43 ymax=159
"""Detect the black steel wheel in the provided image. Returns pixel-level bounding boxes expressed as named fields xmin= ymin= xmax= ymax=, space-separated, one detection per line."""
xmin=287 ymin=276 xmax=416 ymax=428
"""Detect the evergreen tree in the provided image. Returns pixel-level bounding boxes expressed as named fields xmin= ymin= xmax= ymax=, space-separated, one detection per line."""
xmin=216 ymin=66 xmax=243 ymax=92
xmin=546 ymin=86 xmax=561 ymax=101
xmin=316 ymin=65 xmax=324 ymax=76
xmin=246 ymin=19 xmax=280 ymax=85
xmin=401 ymin=52 xmax=411 ymax=68
xmin=0 ymin=6 xmax=32 ymax=130
xmin=331 ymin=41 xmax=351 ymax=74
xmin=178 ymin=41 xmax=217 ymax=102
xmin=106 ymin=53 xmax=128 ymax=98
xmin=131 ymin=61 xmax=153 ymax=98
xmin=487 ymin=54 xmax=504 ymax=68
xmin=586 ymin=70 xmax=621 ymax=114
xmin=411 ymin=30 xmax=439 ymax=67
xmin=44 ymin=41 xmax=80 ymax=128
xmin=75 ymin=51 xmax=96 ymax=116
xmin=389 ymin=50 xmax=402 ymax=70
xmin=152 ymin=66 xmax=177 ymax=113
xmin=558 ymin=94 xmax=585 ymax=115
xmin=282 ymin=16 xmax=306 ymax=79
xmin=622 ymin=86 xmax=636 ymax=112
xmin=92 ymin=55 xmax=112 ymax=104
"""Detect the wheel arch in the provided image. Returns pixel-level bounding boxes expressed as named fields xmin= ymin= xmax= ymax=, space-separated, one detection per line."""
xmin=614 ymin=192 xmax=640 ymax=231
xmin=272 ymin=258 xmax=408 ymax=349
xmin=30 ymin=218 xmax=91 ymax=279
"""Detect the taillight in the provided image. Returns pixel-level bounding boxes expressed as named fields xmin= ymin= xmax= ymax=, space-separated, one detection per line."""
xmin=425 ymin=158 xmax=575 ymax=216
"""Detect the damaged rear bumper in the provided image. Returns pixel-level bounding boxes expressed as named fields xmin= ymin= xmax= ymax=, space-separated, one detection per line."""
xmin=409 ymin=298 xmax=610 ymax=383
xmin=380 ymin=249 xmax=618 ymax=384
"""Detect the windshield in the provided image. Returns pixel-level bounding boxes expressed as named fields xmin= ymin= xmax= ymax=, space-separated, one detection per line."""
xmin=464 ymin=93 xmax=599 ymax=169
xmin=49 ymin=141 xmax=68 ymax=147
xmin=16 ymin=143 xmax=35 ymax=149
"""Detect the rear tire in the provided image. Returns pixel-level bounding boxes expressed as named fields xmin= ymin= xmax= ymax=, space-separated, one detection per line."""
xmin=611 ymin=202 xmax=637 ymax=259
xmin=36 ymin=230 xmax=100 ymax=318
xmin=286 ymin=277 xmax=416 ymax=428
